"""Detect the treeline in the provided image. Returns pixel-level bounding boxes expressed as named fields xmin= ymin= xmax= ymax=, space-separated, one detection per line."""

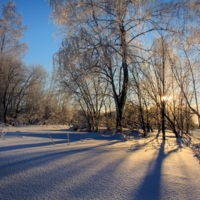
xmin=1 ymin=1 xmax=200 ymax=139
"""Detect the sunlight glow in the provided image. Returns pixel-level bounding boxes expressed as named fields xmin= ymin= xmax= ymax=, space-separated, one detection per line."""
xmin=161 ymin=96 xmax=167 ymax=101
xmin=161 ymin=95 xmax=172 ymax=102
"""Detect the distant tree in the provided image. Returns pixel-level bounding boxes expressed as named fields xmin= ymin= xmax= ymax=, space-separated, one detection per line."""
xmin=0 ymin=57 xmax=23 ymax=123
xmin=0 ymin=62 xmax=48 ymax=124
xmin=170 ymin=42 xmax=200 ymax=129
xmin=22 ymin=65 xmax=48 ymax=124
xmin=17 ymin=65 xmax=48 ymax=123
xmin=129 ymin=63 xmax=148 ymax=136
xmin=53 ymin=51 xmax=109 ymax=131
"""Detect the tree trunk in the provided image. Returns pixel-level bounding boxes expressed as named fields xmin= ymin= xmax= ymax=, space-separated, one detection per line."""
xmin=114 ymin=65 xmax=128 ymax=133
xmin=161 ymin=101 xmax=166 ymax=140
xmin=3 ymin=109 xmax=7 ymax=123
xmin=116 ymin=21 xmax=129 ymax=132
xmin=116 ymin=104 xmax=123 ymax=132
xmin=164 ymin=113 xmax=180 ymax=138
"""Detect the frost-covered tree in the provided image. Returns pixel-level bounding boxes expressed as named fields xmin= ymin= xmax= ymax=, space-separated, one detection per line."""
xmin=0 ymin=0 xmax=27 ymax=61
xmin=50 ymin=0 xmax=186 ymax=132
xmin=53 ymin=51 xmax=109 ymax=131
xmin=0 ymin=0 xmax=27 ymax=122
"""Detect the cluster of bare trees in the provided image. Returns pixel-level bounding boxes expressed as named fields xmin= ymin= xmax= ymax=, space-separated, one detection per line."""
xmin=1 ymin=0 xmax=199 ymax=138
xmin=0 ymin=1 xmax=73 ymax=125
xmin=50 ymin=0 xmax=200 ymax=137
xmin=0 ymin=1 xmax=46 ymax=124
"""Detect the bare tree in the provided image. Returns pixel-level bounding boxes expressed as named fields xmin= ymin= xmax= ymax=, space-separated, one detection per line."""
xmin=0 ymin=0 xmax=27 ymax=123
xmin=53 ymin=50 xmax=109 ymax=131
xmin=139 ymin=34 xmax=182 ymax=138
xmin=129 ymin=63 xmax=148 ymax=136
xmin=0 ymin=0 xmax=27 ymax=68
xmin=170 ymin=40 xmax=200 ymax=129
xmin=0 ymin=57 xmax=23 ymax=123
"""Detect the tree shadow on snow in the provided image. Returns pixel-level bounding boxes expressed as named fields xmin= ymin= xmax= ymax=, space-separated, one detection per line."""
xmin=0 ymin=142 xmax=118 ymax=180
xmin=1 ymin=131 xmax=122 ymax=152
xmin=0 ymin=144 xmax=128 ymax=200
xmin=0 ymin=140 xmax=67 ymax=152
xmin=7 ymin=131 xmax=122 ymax=141
xmin=0 ymin=137 xmax=121 ymax=152
xmin=134 ymin=138 xmax=183 ymax=200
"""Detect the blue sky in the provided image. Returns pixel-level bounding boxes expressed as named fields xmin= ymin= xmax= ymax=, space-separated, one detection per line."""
xmin=0 ymin=0 xmax=61 ymax=73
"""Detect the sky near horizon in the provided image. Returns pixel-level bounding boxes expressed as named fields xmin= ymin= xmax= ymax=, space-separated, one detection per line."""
xmin=0 ymin=0 xmax=61 ymax=73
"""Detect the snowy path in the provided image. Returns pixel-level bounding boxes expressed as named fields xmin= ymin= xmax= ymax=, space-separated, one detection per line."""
xmin=0 ymin=129 xmax=200 ymax=200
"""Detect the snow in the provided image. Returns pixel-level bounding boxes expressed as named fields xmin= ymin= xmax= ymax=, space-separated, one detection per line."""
xmin=0 ymin=126 xmax=200 ymax=200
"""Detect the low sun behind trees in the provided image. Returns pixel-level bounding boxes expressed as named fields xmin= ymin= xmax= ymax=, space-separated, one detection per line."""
xmin=1 ymin=0 xmax=200 ymax=138
xmin=50 ymin=0 xmax=200 ymax=137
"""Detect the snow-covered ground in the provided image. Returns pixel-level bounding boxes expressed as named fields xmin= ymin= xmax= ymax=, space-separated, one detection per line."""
xmin=0 ymin=126 xmax=200 ymax=200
